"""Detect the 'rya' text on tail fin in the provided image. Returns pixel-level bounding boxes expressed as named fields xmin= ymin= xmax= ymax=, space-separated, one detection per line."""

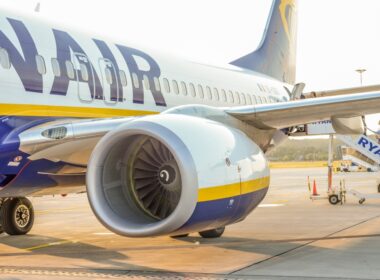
xmin=230 ymin=0 xmax=297 ymax=84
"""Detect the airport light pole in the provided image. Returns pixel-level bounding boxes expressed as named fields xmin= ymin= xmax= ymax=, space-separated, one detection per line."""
xmin=34 ymin=2 xmax=40 ymax=13
xmin=355 ymin=69 xmax=366 ymax=86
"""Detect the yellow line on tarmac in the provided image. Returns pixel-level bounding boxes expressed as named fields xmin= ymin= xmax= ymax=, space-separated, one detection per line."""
xmin=269 ymin=161 xmax=327 ymax=168
xmin=24 ymin=240 xmax=76 ymax=251
xmin=35 ymin=207 xmax=86 ymax=215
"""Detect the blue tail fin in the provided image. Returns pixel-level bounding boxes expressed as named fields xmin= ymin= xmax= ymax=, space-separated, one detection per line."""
xmin=230 ymin=0 xmax=297 ymax=84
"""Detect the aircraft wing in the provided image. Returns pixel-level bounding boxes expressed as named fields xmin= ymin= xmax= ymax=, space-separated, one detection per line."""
xmin=19 ymin=91 xmax=380 ymax=165
xmin=225 ymin=91 xmax=380 ymax=130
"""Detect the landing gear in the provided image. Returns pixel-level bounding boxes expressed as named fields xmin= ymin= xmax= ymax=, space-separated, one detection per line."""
xmin=198 ymin=226 xmax=225 ymax=238
xmin=0 ymin=197 xmax=34 ymax=235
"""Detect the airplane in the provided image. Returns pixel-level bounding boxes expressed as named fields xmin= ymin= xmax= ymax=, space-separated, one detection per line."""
xmin=1 ymin=0 xmax=380 ymax=239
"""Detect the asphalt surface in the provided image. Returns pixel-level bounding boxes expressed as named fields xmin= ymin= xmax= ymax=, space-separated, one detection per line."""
xmin=1 ymin=167 xmax=380 ymax=280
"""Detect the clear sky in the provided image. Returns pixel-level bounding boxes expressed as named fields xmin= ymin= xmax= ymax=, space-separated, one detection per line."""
xmin=1 ymin=0 xmax=380 ymax=127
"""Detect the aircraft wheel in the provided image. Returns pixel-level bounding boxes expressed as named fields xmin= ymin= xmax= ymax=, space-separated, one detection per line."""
xmin=199 ymin=227 xmax=225 ymax=238
xmin=1 ymin=197 xmax=34 ymax=235
xmin=377 ymin=184 xmax=380 ymax=193
xmin=328 ymin=195 xmax=340 ymax=205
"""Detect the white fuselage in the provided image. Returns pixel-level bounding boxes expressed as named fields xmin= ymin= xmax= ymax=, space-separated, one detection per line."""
xmin=0 ymin=9 xmax=290 ymax=119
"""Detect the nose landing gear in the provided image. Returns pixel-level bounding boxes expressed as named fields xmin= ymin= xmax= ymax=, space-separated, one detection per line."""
xmin=0 ymin=197 xmax=34 ymax=235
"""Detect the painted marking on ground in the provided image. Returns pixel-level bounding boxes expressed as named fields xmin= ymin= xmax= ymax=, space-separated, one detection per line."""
xmin=258 ymin=204 xmax=285 ymax=208
xmin=35 ymin=207 xmax=87 ymax=215
xmin=24 ymin=240 xmax=77 ymax=251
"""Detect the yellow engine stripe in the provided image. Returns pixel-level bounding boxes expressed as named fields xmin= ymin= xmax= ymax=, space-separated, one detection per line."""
xmin=0 ymin=104 xmax=157 ymax=118
xmin=198 ymin=176 xmax=270 ymax=202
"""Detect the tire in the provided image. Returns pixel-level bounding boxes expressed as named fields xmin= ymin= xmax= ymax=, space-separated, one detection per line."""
xmin=170 ymin=234 xmax=189 ymax=238
xmin=328 ymin=195 xmax=340 ymax=205
xmin=1 ymin=197 xmax=34 ymax=235
xmin=199 ymin=227 xmax=225 ymax=238
xmin=378 ymin=184 xmax=380 ymax=193
xmin=359 ymin=198 xmax=366 ymax=204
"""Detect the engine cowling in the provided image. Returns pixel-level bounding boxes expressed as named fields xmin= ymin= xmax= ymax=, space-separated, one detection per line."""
xmin=86 ymin=114 xmax=269 ymax=237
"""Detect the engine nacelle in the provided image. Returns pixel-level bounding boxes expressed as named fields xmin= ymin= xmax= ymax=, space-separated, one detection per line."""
xmin=87 ymin=114 xmax=269 ymax=237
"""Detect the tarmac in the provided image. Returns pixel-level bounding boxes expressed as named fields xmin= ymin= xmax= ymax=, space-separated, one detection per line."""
xmin=1 ymin=167 xmax=380 ymax=280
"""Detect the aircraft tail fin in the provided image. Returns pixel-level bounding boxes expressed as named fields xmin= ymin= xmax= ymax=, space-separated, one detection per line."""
xmin=230 ymin=0 xmax=298 ymax=84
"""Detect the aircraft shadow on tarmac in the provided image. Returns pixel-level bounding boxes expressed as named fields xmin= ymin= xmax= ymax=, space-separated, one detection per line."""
xmin=172 ymin=232 xmax=380 ymax=257
xmin=0 ymin=233 xmax=327 ymax=269
xmin=0 ymin=234 xmax=148 ymax=271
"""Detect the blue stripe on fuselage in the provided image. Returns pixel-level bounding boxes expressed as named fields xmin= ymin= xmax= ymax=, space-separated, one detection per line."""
xmin=0 ymin=116 xmax=85 ymax=196
xmin=0 ymin=116 xmax=53 ymax=175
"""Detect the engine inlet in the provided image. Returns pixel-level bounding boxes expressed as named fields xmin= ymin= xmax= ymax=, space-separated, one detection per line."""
xmin=127 ymin=137 xmax=182 ymax=220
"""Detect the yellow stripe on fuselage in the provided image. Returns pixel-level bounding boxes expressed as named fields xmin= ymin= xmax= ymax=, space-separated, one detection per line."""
xmin=0 ymin=104 xmax=157 ymax=118
xmin=198 ymin=176 xmax=270 ymax=202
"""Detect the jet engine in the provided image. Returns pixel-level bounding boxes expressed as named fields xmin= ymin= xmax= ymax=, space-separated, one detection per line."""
xmin=86 ymin=114 xmax=269 ymax=237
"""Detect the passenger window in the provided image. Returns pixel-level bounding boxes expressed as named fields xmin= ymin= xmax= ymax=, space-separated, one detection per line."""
xmin=241 ymin=93 xmax=246 ymax=105
xmin=105 ymin=67 xmax=113 ymax=84
xmin=154 ymin=77 xmax=161 ymax=91
xmin=172 ymin=80 xmax=179 ymax=94
xmin=181 ymin=81 xmax=188 ymax=96
xmin=163 ymin=78 xmax=170 ymax=93
xmin=35 ymin=55 xmax=46 ymax=75
xmin=0 ymin=48 xmax=11 ymax=69
xmin=221 ymin=89 xmax=227 ymax=102
xmin=235 ymin=92 xmax=240 ymax=104
xmin=132 ymin=73 xmax=139 ymax=88
xmin=213 ymin=88 xmax=220 ymax=101
xmin=65 ymin=61 xmax=75 ymax=79
xmin=143 ymin=75 xmax=150 ymax=90
xmin=253 ymin=95 xmax=257 ymax=104
xmin=119 ymin=70 xmax=127 ymax=86
xmin=247 ymin=94 xmax=252 ymax=105
xmin=51 ymin=58 xmax=61 ymax=77
xmin=189 ymin=83 xmax=196 ymax=97
xmin=79 ymin=63 xmax=89 ymax=81
xmin=206 ymin=86 xmax=212 ymax=100
xmin=228 ymin=91 xmax=234 ymax=103
xmin=198 ymin=85 xmax=204 ymax=99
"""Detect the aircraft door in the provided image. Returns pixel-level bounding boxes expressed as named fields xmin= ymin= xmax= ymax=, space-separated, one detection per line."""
xmin=72 ymin=52 xmax=95 ymax=102
xmin=98 ymin=58 xmax=119 ymax=104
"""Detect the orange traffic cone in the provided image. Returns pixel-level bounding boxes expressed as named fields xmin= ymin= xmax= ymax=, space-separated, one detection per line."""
xmin=312 ymin=180 xmax=319 ymax=196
